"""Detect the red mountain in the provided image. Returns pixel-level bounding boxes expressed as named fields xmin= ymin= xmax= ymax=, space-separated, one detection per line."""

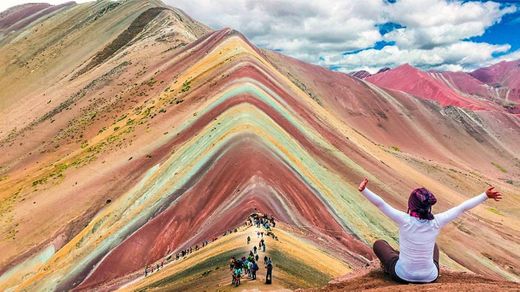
xmin=471 ymin=60 xmax=520 ymax=103
xmin=366 ymin=63 xmax=519 ymax=113
xmin=366 ymin=64 xmax=490 ymax=110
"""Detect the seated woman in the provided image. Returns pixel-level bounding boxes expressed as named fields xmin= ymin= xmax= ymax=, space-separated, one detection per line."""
xmin=358 ymin=178 xmax=502 ymax=283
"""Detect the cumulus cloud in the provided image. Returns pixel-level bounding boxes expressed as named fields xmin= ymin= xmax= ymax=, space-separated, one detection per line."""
xmin=326 ymin=41 xmax=511 ymax=73
xmin=166 ymin=0 xmax=518 ymax=72
xmin=384 ymin=0 xmax=514 ymax=48
xmin=170 ymin=0 xmax=386 ymax=63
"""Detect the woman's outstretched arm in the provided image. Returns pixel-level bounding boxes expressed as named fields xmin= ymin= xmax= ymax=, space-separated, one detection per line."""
xmin=358 ymin=178 xmax=408 ymax=225
xmin=435 ymin=186 xmax=502 ymax=227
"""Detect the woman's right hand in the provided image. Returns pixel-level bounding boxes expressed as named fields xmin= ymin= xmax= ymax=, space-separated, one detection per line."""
xmin=358 ymin=178 xmax=368 ymax=192
xmin=485 ymin=186 xmax=502 ymax=201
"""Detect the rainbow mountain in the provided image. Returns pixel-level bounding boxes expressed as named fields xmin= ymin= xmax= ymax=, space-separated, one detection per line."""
xmin=0 ymin=1 xmax=519 ymax=290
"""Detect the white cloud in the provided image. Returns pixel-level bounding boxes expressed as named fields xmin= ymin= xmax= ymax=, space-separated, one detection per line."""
xmin=169 ymin=0 xmax=387 ymax=63
xmin=493 ymin=49 xmax=520 ymax=63
xmin=166 ymin=0 xmax=518 ymax=72
xmin=3 ymin=1 xmax=516 ymax=72
xmin=327 ymin=41 xmax=511 ymax=73
xmin=384 ymin=0 xmax=516 ymax=49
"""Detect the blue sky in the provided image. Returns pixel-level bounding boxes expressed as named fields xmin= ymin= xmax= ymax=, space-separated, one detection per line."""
xmin=335 ymin=0 xmax=520 ymax=70
xmin=470 ymin=1 xmax=520 ymax=56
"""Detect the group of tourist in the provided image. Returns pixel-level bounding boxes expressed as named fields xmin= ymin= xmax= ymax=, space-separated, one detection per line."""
xmin=229 ymin=239 xmax=274 ymax=286
xmin=229 ymin=212 xmax=276 ymax=287
xmin=247 ymin=213 xmax=276 ymax=230
xmin=229 ymin=255 xmax=260 ymax=284
xmin=144 ymin=261 xmax=164 ymax=277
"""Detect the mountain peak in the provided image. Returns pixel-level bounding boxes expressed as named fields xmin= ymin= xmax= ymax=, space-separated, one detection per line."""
xmin=470 ymin=59 xmax=520 ymax=90
xmin=395 ymin=63 xmax=414 ymax=69
xmin=349 ymin=70 xmax=371 ymax=79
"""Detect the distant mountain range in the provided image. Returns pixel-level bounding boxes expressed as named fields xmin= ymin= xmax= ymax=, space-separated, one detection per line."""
xmin=350 ymin=60 xmax=520 ymax=113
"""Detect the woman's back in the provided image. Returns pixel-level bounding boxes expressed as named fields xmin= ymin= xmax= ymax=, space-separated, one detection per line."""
xmin=396 ymin=217 xmax=440 ymax=282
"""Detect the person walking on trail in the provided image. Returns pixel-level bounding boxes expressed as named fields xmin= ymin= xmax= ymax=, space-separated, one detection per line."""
xmin=247 ymin=236 xmax=251 ymax=244
xmin=249 ymin=260 xmax=255 ymax=277
xmin=231 ymin=257 xmax=243 ymax=286
xmin=251 ymin=260 xmax=259 ymax=280
xmin=358 ymin=178 xmax=502 ymax=284
xmin=229 ymin=257 xmax=236 ymax=272
xmin=233 ymin=268 xmax=241 ymax=286
xmin=242 ymin=256 xmax=248 ymax=275
xmin=265 ymin=257 xmax=273 ymax=284
xmin=253 ymin=246 xmax=257 ymax=254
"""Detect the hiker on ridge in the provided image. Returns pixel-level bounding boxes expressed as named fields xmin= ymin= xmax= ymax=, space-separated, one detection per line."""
xmin=229 ymin=256 xmax=238 ymax=272
xmin=251 ymin=260 xmax=259 ymax=280
xmin=265 ymin=257 xmax=273 ymax=284
xmin=247 ymin=260 xmax=253 ymax=278
xmin=231 ymin=257 xmax=242 ymax=286
xmin=358 ymin=178 xmax=502 ymax=284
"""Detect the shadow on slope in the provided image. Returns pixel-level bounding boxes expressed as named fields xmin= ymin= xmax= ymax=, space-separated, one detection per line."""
xmin=74 ymin=7 xmax=167 ymax=77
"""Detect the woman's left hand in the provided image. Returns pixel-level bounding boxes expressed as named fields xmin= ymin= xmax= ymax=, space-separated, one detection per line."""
xmin=485 ymin=186 xmax=502 ymax=201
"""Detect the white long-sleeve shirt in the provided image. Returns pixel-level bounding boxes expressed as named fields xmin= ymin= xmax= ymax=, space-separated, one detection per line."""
xmin=361 ymin=187 xmax=487 ymax=282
